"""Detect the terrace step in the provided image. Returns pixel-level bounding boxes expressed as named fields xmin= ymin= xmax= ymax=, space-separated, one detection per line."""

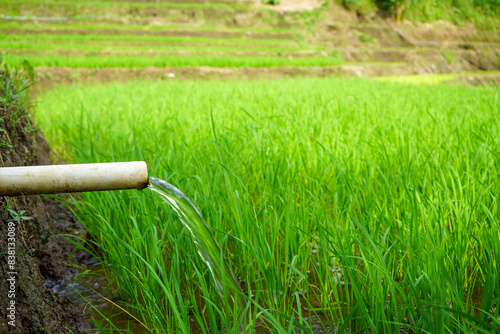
xmin=1 ymin=27 xmax=295 ymax=40
xmin=31 ymin=62 xmax=425 ymax=90
xmin=319 ymin=23 xmax=500 ymax=49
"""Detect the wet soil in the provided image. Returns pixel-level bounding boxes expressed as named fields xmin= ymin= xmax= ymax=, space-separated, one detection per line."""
xmin=0 ymin=72 xmax=93 ymax=333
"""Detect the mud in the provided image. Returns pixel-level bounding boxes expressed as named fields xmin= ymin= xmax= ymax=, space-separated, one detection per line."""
xmin=0 ymin=72 xmax=92 ymax=333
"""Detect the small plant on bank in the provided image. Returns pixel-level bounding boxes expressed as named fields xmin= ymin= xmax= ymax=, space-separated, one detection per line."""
xmin=358 ymin=33 xmax=373 ymax=42
xmin=0 ymin=55 xmax=35 ymax=138
xmin=443 ymin=49 xmax=456 ymax=64
xmin=7 ymin=208 xmax=33 ymax=222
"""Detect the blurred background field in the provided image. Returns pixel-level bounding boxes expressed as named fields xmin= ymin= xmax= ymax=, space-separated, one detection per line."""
xmin=2 ymin=0 xmax=500 ymax=83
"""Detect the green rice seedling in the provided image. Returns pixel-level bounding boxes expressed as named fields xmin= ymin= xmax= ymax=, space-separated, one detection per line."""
xmin=2 ymin=53 xmax=343 ymax=68
xmin=8 ymin=0 xmax=258 ymax=11
xmin=0 ymin=22 xmax=299 ymax=34
xmin=35 ymin=78 xmax=500 ymax=333
xmin=0 ymin=40 xmax=322 ymax=55
xmin=377 ymin=71 xmax=500 ymax=85
xmin=1 ymin=33 xmax=291 ymax=46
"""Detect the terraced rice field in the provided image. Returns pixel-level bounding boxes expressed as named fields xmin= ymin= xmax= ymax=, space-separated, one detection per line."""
xmin=1 ymin=24 xmax=344 ymax=67
xmin=3 ymin=0 xmax=499 ymax=75
xmin=1 ymin=0 xmax=341 ymax=68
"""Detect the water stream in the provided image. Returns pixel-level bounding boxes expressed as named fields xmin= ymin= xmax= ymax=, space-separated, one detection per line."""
xmin=148 ymin=177 xmax=248 ymax=331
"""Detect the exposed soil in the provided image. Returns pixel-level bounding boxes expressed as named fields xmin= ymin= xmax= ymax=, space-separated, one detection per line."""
xmin=30 ymin=56 xmax=499 ymax=98
xmin=30 ymin=63 xmax=418 ymax=95
xmin=446 ymin=73 xmax=500 ymax=86
xmin=0 ymin=72 xmax=93 ymax=333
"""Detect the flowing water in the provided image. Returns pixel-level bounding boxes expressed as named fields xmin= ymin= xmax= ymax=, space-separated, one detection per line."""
xmin=46 ymin=177 xmax=341 ymax=333
xmin=148 ymin=177 xmax=248 ymax=331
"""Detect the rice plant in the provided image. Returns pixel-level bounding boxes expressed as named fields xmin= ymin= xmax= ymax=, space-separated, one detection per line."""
xmin=35 ymin=77 xmax=500 ymax=333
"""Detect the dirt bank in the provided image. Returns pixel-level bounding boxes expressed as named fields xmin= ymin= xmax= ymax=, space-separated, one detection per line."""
xmin=0 ymin=71 xmax=92 ymax=333
xmin=30 ymin=63 xmax=417 ymax=95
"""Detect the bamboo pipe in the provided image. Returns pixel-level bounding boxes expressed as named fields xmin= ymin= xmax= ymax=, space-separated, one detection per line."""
xmin=0 ymin=162 xmax=149 ymax=196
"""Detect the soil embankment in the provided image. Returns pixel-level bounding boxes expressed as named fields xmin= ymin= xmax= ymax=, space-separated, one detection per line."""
xmin=0 ymin=71 xmax=91 ymax=333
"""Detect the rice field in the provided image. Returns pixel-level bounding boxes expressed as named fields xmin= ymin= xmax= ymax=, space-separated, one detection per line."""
xmin=35 ymin=77 xmax=500 ymax=333
xmin=0 ymin=0 xmax=324 ymax=70
xmin=6 ymin=0 xmax=258 ymax=11
xmin=0 ymin=16 xmax=336 ymax=68
xmin=0 ymin=26 xmax=338 ymax=69
xmin=0 ymin=0 xmax=320 ymax=68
